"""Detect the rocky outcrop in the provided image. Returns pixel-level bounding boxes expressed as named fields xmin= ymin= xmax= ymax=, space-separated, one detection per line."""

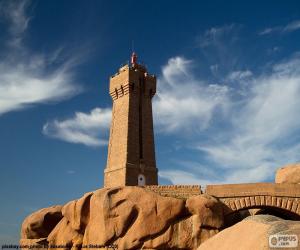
xmin=20 ymin=186 xmax=224 ymax=250
xmin=20 ymin=205 xmax=63 ymax=250
xmin=198 ymin=215 xmax=300 ymax=250
xmin=276 ymin=163 xmax=300 ymax=184
xmin=21 ymin=205 xmax=63 ymax=239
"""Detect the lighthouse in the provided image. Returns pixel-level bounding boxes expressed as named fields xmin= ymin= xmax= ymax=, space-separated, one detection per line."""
xmin=103 ymin=53 xmax=158 ymax=187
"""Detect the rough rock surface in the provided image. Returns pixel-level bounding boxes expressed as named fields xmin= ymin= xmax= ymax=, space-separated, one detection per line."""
xmin=21 ymin=205 xmax=63 ymax=239
xmin=20 ymin=187 xmax=224 ymax=250
xmin=198 ymin=215 xmax=300 ymax=250
xmin=276 ymin=163 xmax=300 ymax=184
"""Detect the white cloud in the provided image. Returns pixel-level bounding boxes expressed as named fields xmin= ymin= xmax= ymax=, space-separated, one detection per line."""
xmin=198 ymin=56 xmax=300 ymax=183
xmin=0 ymin=0 xmax=82 ymax=116
xmin=159 ymin=160 xmax=222 ymax=186
xmin=159 ymin=170 xmax=206 ymax=185
xmin=227 ymin=70 xmax=253 ymax=81
xmin=153 ymin=57 xmax=229 ymax=133
xmin=197 ymin=24 xmax=237 ymax=48
xmin=196 ymin=24 xmax=242 ymax=75
xmin=43 ymin=108 xmax=111 ymax=147
xmin=161 ymin=57 xmax=192 ymax=84
xmin=210 ymin=64 xmax=219 ymax=75
xmin=0 ymin=63 xmax=82 ymax=115
xmin=259 ymin=20 xmax=300 ymax=35
xmin=259 ymin=27 xmax=279 ymax=36
xmin=283 ymin=20 xmax=300 ymax=32
xmin=159 ymin=165 xmax=271 ymax=186
xmin=159 ymin=53 xmax=300 ymax=185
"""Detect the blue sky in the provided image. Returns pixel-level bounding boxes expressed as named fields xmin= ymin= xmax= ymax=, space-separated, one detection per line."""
xmin=1 ymin=0 xmax=300 ymax=244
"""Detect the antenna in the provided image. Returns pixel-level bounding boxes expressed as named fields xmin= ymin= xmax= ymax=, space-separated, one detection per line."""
xmin=131 ymin=40 xmax=135 ymax=54
xmin=131 ymin=51 xmax=137 ymax=65
xmin=131 ymin=40 xmax=137 ymax=65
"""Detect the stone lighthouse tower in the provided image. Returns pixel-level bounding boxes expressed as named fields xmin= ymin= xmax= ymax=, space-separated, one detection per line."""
xmin=104 ymin=53 xmax=158 ymax=187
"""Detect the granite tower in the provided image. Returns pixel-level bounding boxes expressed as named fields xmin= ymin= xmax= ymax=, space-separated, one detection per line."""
xmin=104 ymin=53 xmax=158 ymax=187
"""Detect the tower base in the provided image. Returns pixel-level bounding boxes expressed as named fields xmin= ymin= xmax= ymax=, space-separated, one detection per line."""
xmin=104 ymin=164 xmax=158 ymax=188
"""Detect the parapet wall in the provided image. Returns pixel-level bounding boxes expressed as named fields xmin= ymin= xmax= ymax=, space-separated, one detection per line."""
xmin=206 ymin=183 xmax=300 ymax=198
xmin=145 ymin=185 xmax=202 ymax=199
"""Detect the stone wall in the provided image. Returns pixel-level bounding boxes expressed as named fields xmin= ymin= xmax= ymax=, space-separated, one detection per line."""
xmin=145 ymin=185 xmax=202 ymax=199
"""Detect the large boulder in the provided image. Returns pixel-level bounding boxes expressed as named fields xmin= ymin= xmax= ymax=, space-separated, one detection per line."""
xmin=82 ymin=186 xmax=186 ymax=249
xmin=198 ymin=215 xmax=300 ymax=250
xmin=276 ymin=163 xmax=300 ymax=184
xmin=21 ymin=205 xmax=63 ymax=239
xmin=20 ymin=187 xmax=224 ymax=250
xmin=143 ymin=194 xmax=224 ymax=249
xmin=47 ymin=192 xmax=93 ymax=249
xmin=186 ymin=194 xmax=224 ymax=229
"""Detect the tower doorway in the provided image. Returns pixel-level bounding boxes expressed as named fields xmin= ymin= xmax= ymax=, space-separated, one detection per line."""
xmin=138 ymin=174 xmax=146 ymax=186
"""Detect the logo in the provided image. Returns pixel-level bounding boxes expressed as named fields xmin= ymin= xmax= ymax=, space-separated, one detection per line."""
xmin=269 ymin=234 xmax=298 ymax=248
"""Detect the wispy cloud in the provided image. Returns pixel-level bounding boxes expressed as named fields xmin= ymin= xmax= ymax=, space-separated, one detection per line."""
xmin=159 ymin=165 xmax=271 ymax=186
xmin=159 ymin=170 xmax=206 ymax=186
xmin=226 ymin=70 xmax=253 ymax=82
xmin=160 ymin=55 xmax=300 ymax=185
xmin=197 ymin=24 xmax=238 ymax=48
xmin=159 ymin=160 xmax=222 ymax=186
xmin=153 ymin=57 xmax=229 ymax=133
xmin=0 ymin=0 xmax=31 ymax=48
xmin=0 ymin=0 xmax=83 ymax=116
xmin=159 ymin=24 xmax=300 ymax=185
xmin=196 ymin=24 xmax=243 ymax=77
xmin=0 ymin=62 xmax=82 ymax=115
xmin=284 ymin=20 xmax=300 ymax=32
xmin=259 ymin=20 xmax=300 ymax=35
xmin=259 ymin=27 xmax=280 ymax=36
xmin=43 ymin=108 xmax=111 ymax=147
